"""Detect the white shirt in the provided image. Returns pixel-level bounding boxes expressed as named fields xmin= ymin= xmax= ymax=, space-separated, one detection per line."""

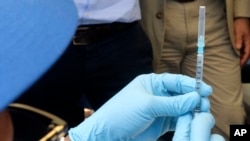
xmin=73 ymin=0 xmax=141 ymax=25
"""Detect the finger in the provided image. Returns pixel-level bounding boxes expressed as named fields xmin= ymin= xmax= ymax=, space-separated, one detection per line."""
xmin=172 ymin=113 xmax=192 ymax=141
xmin=190 ymin=112 xmax=215 ymax=141
xmin=240 ymin=39 xmax=250 ymax=67
xmin=235 ymin=33 xmax=243 ymax=49
xmin=200 ymin=98 xmax=210 ymax=112
xmin=210 ymin=134 xmax=225 ymax=141
xmin=148 ymin=91 xmax=200 ymax=117
xmin=234 ymin=24 xmax=243 ymax=49
xmin=168 ymin=97 xmax=210 ymax=130
xmin=240 ymin=52 xmax=250 ymax=67
xmin=139 ymin=73 xmax=212 ymax=97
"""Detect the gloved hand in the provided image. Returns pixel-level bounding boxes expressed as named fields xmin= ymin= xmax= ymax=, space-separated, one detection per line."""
xmin=68 ymin=73 xmax=213 ymax=141
xmin=173 ymin=112 xmax=225 ymax=141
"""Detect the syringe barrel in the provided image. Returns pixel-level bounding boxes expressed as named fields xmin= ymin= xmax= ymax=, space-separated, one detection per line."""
xmin=194 ymin=6 xmax=206 ymax=117
xmin=195 ymin=54 xmax=204 ymax=93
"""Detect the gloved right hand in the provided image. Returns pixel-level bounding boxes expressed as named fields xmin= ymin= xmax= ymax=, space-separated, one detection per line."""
xmin=68 ymin=73 xmax=213 ymax=141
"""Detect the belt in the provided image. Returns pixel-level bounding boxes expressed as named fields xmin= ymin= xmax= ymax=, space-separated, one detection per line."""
xmin=177 ymin=0 xmax=194 ymax=2
xmin=73 ymin=22 xmax=136 ymax=46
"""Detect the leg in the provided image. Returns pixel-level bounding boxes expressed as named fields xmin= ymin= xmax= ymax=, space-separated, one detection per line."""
xmin=181 ymin=10 xmax=245 ymax=139
xmin=183 ymin=43 xmax=245 ymax=141
xmin=83 ymin=22 xmax=153 ymax=110
xmin=15 ymin=43 xmax=85 ymax=128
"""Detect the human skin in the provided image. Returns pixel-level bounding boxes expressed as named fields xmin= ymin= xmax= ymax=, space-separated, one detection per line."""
xmin=0 ymin=110 xmax=13 ymax=141
xmin=234 ymin=18 xmax=250 ymax=67
xmin=65 ymin=136 xmax=71 ymax=141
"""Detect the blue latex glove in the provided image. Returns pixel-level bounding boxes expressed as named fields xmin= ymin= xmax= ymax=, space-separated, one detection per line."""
xmin=173 ymin=112 xmax=225 ymax=141
xmin=68 ymin=73 xmax=212 ymax=141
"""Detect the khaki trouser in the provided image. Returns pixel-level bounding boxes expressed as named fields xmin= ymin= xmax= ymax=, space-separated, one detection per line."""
xmin=156 ymin=0 xmax=245 ymax=140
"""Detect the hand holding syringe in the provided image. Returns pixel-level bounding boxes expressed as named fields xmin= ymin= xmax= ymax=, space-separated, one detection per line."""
xmin=193 ymin=6 xmax=206 ymax=117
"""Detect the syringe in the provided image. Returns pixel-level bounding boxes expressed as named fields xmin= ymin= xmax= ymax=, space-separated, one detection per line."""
xmin=193 ymin=6 xmax=206 ymax=117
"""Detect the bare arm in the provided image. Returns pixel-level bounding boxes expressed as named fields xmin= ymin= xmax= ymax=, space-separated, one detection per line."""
xmin=0 ymin=110 xmax=13 ymax=141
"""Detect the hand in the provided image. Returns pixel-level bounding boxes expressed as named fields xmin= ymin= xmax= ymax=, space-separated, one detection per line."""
xmin=173 ymin=112 xmax=225 ymax=141
xmin=68 ymin=73 xmax=212 ymax=141
xmin=234 ymin=18 xmax=250 ymax=67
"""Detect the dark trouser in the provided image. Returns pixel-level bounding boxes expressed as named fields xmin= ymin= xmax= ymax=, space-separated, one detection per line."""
xmin=242 ymin=64 xmax=250 ymax=83
xmin=15 ymin=21 xmax=153 ymax=128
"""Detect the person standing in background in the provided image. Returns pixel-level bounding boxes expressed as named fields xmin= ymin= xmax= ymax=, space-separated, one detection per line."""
xmin=15 ymin=0 xmax=153 ymax=128
xmin=139 ymin=0 xmax=250 ymax=141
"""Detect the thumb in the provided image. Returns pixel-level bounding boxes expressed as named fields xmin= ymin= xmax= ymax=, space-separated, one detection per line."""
xmin=147 ymin=91 xmax=200 ymax=117
xmin=190 ymin=112 xmax=215 ymax=141
xmin=210 ymin=134 xmax=225 ymax=141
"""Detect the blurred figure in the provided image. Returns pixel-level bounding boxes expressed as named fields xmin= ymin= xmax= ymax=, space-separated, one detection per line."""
xmin=0 ymin=1 xmax=225 ymax=141
xmin=140 ymin=0 xmax=250 ymax=140
xmin=0 ymin=0 xmax=78 ymax=140
xmin=15 ymin=0 xmax=153 ymax=128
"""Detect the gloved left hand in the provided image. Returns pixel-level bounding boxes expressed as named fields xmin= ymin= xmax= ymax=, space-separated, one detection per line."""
xmin=173 ymin=112 xmax=225 ymax=141
xmin=68 ymin=73 xmax=212 ymax=141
